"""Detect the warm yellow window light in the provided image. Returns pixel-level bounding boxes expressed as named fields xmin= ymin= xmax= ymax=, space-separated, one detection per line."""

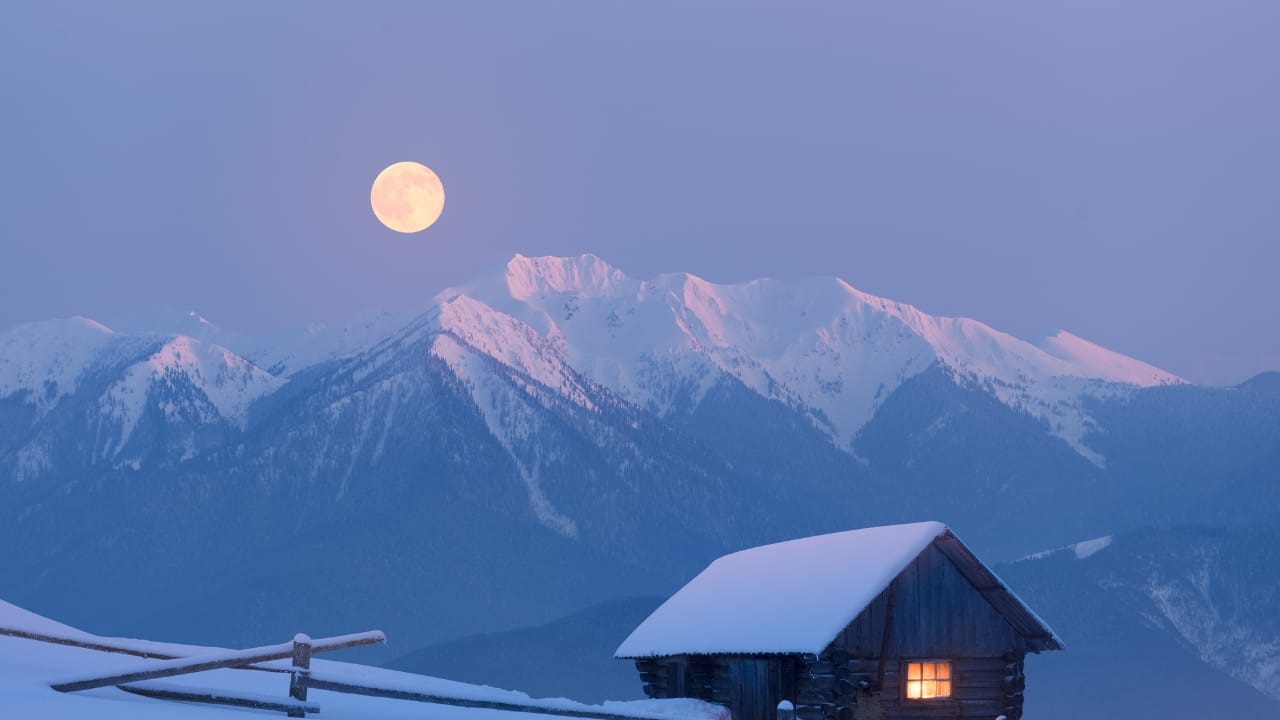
xmin=905 ymin=661 xmax=952 ymax=700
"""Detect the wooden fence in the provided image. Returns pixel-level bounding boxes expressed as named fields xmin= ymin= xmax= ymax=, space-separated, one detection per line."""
xmin=0 ymin=625 xmax=288 ymax=671
xmin=10 ymin=624 xmax=712 ymax=720
xmin=44 ymin=631 xmax=382 ymax=717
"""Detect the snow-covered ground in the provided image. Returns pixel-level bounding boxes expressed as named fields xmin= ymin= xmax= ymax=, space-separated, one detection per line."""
xmin=0 ymin=600 xmax=724 ymax=720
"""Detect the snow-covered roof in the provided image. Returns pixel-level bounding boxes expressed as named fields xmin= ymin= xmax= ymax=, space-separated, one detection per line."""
xmin=615 ymin=522 xmax=1062 ymax=658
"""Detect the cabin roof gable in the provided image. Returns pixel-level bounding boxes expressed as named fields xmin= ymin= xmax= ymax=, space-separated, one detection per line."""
xmin=615 ymin=522 xmax=1063 ymax=659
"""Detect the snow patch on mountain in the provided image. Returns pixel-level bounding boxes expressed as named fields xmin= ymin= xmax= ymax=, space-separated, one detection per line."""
xmin=312 ymin=371 xmax=420 ymax=496
xmin=98 ymin=336 xmax=283 ymax=451
xmin=1022 ymin=534 xmax=1115 ymax=562
xmin=1072 ymin=535 xmax=1114 ymax=559
xmin=0 ymin=317 xmax=119 ymax=412
xmin=435 ymin=294 xmax=597 ymax=412
xmin=1039 ymin=330 xmax=1185 ymax=387
xmin=13 ymin=442 xmax=53 ymax=482
xmin=1139 ymin=547 xmax=1280 ymax=702
xmin=430 ymin=334 xmax=579 ymax=539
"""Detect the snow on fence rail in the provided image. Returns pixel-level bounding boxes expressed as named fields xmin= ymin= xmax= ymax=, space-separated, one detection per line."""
xmin=0 ymin=626 xmax=175 ymax=660
xmin=49 ymin=631 xmax=385 ymax=693
xmin=0 ymin=625 xmax=197 ymax=663
xmin=118 ymin=680 xmax=321 ymax=715
xmin=24 ymin=625 xmax=722 ymax=720
xmin=0 ymin=624 xmax=301 ymax=675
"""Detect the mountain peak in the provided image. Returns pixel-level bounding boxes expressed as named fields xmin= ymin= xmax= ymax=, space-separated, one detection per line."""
xmin=2 ymin=254 xmax=1193 ymax=467
xmin=433 ymin=254 xmax=1190 ymax=464
xmin=0 ymin=316 xmax=121 ymax=410
xmin=503 ymin=253 xmax=633 ymax=300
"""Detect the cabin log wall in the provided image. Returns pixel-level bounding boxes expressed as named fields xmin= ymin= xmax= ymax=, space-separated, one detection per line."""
xmin=838 ymin=545 xmax=1027 ymax=658
xmin=631 ymin=539 xmax=1042 ymax=720
xmin=641 ymin=652 xmax=1026 ymax=720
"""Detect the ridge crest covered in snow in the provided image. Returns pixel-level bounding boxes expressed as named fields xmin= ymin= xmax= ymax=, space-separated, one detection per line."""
xmin=1 ymin=254 xmax=1185 ymax=466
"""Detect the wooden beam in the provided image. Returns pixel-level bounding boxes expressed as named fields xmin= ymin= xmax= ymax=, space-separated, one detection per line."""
xmin=0 ymin=626 xmax=286 ymax=673
xmin=289 ymin=634 xmax=312 ymax=719
xmin=118 ymin=681 xmax=320 ymax=715
xmin=875 ymin=587 xmax=896 ymax=690
xmin=0 ymin=627 xmax=181 ymax=661
xmin=51 ymin=631 xmax=384 ymax=693
xmin=932 ymin=535 xmax=1064 ymax=651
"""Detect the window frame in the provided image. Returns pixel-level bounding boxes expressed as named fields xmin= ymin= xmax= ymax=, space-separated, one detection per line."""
xmin=901 ymin=659 xmax=955 ymax=704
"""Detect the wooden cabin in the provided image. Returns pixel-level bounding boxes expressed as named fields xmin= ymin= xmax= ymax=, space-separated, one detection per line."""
xmin=615 ymin=522 xmax=1062 ymax=720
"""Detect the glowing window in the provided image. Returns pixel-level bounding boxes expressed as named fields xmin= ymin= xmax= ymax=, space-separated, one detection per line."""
xmin=904 ymin=661 xmax=952 ymax=700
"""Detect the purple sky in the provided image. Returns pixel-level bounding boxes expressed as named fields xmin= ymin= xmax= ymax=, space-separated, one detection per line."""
xmin=1 ymin=1 xmax=1277 ymax=385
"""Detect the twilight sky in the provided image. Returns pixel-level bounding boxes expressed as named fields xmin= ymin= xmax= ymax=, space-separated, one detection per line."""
xmin=1 ymin=1 xmax=1277 ymax=385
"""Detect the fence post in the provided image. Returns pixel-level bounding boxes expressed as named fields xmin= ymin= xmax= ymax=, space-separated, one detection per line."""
xmin=777 ymin=700 xmax=795 ymax=720
xmin=288 ymin=634 xmax=312 ymax=718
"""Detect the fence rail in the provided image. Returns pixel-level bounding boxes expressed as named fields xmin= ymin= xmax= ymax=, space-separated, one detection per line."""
xmin=1 ymin=626 xmax=182 ymax=662
xmin=17 ymin=625 xmax=711 ymax=720
xmin=119 ymin=680 xmax=321 ymax=715
xmin=49 ymin=631 xmax=384 ymax=693
xmin=0 ymin=625 xmax=288 ymax=672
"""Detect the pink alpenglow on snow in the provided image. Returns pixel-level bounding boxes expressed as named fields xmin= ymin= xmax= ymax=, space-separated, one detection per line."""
xmin=0 ymin=317 xmax=117 ymax=411
xmin=2 ymin=255 xmax=1196 ymax=472
xmin=1037 ymin=330 xmax=1185 ymax=387
xmin=443 ymin=255 xmax=1186 ymax=465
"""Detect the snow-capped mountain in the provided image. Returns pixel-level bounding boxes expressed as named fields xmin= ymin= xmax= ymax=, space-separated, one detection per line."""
xmin=1 ymin=254 xmax=1276 ymax=719
xmin=0 ymin=317 xmax=125 ymax=413
xmin=98 ymin=335 xmax=282 ymax=449
xmin=2 ymin=253 xmax=1184 ymax=479
xmin=449 ymin=254 xmax=1182 ymax=464
xmin=107 ymin=306 xmax=419 ymax=379
xmin=0 ymin=317 xmax=281 ymax=473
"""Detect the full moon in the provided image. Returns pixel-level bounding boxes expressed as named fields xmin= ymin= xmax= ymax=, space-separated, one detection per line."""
xmin=370 ymin=161 xmax=445 ymax=233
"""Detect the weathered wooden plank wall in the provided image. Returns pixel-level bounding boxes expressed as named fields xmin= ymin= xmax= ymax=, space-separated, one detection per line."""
xmin=634 ymin=543 xmax=1035 ymax=720
xmin=840 ymin=545 xmax=1025 ymax=658
xmin=799 ymin=545 xmax=1029 ymax=720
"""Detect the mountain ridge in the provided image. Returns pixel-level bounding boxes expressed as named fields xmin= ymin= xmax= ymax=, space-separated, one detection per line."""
xmin=1 ymin=254 xmax=1188 ymax=469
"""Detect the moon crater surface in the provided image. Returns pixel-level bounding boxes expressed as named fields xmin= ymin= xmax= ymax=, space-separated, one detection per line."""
xmin=370 ymin=161 xmax=445 ymax=233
